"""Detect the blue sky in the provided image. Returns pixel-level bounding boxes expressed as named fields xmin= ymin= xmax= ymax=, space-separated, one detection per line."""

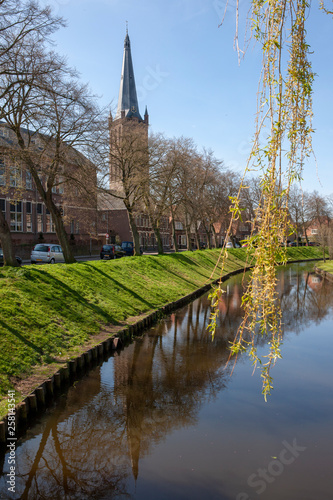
xmin=42 ymin=0 xmax=332 ymax=195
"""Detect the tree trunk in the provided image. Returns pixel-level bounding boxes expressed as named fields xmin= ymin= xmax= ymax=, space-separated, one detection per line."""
xmin=204 ymin=226 xmax=211 ymax=249
xmin=170 ymin=206 xmax=179 ymax=252
xmin=185 ymin=226 xmax=192 ymax=251
xmin=211 ymin=224 xmax=217 ymax=248
xmin=0 ymin=211 xmax=19 ymax=267
xmin=43 ymin=191 xmax=76 ymax=263
xmin=126 ymin=207 xmax=141 ymax=256
xmin=185 ymin=213 xmax=192 ymax=251
xmin=51 ymin=206 xmax=76 ymax=264
xmin=302 ymin=221 xmax=309 ymax=245
xmin=208 ymin=231 xmax=212 ymax=249
xmin=152 ymin=222 xmax=164 ymax=254
xmin=195 ymin=231 xmax=200 ymax=250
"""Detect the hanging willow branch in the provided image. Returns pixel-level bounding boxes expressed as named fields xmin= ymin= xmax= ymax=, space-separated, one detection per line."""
xmin=210 ymin=0 xmax=316 ymax=399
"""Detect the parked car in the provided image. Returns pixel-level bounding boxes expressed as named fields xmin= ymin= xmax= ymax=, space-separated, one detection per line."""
xmin=121 ymin=241 xmax=134 ymax=256
xmin=100 ymin=244 xmax=126 ymax=260
xmin=31 ymin=244 xmax=64 ymax=264
xmin=225 ymin=241 xmax=241 ymax=248
xmin=307 ymin=241 xmax=320 ymax=246
xmin=0 ymin=248 xmax=22 ymax=267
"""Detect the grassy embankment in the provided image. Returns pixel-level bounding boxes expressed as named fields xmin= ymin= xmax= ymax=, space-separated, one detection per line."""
xmin=0 ymin=246 xmax=325 ymax=417
xmin=315 ymin=260 xmax=333 ymax=273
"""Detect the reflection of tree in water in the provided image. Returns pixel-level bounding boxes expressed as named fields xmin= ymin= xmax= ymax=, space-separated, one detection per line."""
xmin=0 ymin=296 xmax=238 ymax=499
xmin=0 ymin=372 xmax=131 ymax=500
xmin=1 ymin=263 xmax=331 ymax=499
xmin=278 ymin=265 xmax=333 ymax=335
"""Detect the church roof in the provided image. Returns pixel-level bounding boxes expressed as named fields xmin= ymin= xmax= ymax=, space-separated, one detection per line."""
xmin=115 ymin=33 xmax=143 ymax=121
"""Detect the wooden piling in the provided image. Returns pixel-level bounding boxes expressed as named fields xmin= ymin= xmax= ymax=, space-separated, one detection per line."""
xmin=68 ymin=359 xmax=77 ymax=376
xmin=27 ymin=394 xmax=37 ymax=412
xmin=45 ymin=379 xmax=54 ymax=397
xmin=54 ymin=372 xmax=61 ymax=390
xmin=91 ymin=346 xmax=98 ymax=361
xmin=77 ymin=354 xmax=84 ymax=370
xmin=18 ymin=402 xmax=27 ymax=423
xmin=36 ymin=387 xmax=45 ymax=406
xmin=0 ymin=421 xmax=6 ymax=443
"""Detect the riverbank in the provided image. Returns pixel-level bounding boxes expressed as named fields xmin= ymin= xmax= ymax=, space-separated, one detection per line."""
xmin=0 ymin=246 xmax=325 ymax=417
xmin=314 ymin=260 xmax=333 ymax=282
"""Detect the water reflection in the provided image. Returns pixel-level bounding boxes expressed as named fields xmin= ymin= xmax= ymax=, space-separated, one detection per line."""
xmin=0 ymin=263 xmax=332 ymax=499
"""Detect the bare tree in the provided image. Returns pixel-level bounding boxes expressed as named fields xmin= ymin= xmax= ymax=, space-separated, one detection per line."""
xmin=190 ymin=149 xmax=225 ymax=249
xmin=285 ymin=184 xmax=307 ymax=245
xmin=170 ymin=137 xmax=201 ymax=251
xmin=0 ymin=0 xmax=65 ymax=265
xmin=1 ymin=17 xmax=102 ymax=263
xmin=142 ymin=133 xmax=171 ymax=254
xmin=163 ymin=138 xmax=188 ymax=252
xmin=108 ymin=119 xmax=148 ymax=255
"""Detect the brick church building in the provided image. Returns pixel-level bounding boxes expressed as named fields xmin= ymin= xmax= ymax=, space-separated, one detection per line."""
xmin=98 ymin=30 xmax=171 ymax=251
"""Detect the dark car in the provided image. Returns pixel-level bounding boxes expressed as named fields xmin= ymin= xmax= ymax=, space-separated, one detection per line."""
xmin=0 ymin=248 xmax=22 ymax=267
xmin=121 ymin=241 xmax=134 ymax=256
xmin=307 ymin=241 xmax=320 ymax=246
xmin=100 ymin=244 xmax=126 ymax=260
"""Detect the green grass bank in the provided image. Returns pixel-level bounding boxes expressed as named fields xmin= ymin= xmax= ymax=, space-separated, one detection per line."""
xmin=0 ymin=246 xmax=325 ymax=417
xmin=315 ymin=260 xmax=333 ymax=273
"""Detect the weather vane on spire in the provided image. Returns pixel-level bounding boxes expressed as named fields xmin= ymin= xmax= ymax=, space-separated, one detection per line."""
xmin=126 ymin=20 xmax=128 ymax=35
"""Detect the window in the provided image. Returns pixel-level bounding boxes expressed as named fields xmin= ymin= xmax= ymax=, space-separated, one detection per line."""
xmin=0 ymin=127 xmax=9 ymax=138
xmin=75 ymin=222 xmax=79 ymax=234
xmin=311 ymin=229 xmax=318 ymax=235
xmin=31 ymin=135 xmax=43 ymax=149
xmin=37 ymin=203 xmax=43 ymax=232
xmin=179 ymin=235 xmax=187 ymax=247
xmin=0 ymin=199 xmax=5 ymax=213
xmin=58 ymin=176 xmax=64 ymax=194
xmin=46 ymin=209 xmax=55 ymax=233
xmin=0 ymin=159 xmax=5 ymax=186
xmin=175 ymin=221 xmax=183 ymax=230
xmin=9 ymin=166 xmax=22 ymax=187
xmin=10 ymin=201 xmax=22 ymax=231
xmin=26 ymin=170 xmax=33 ymax=190
xmin=70 ymin=219 xmax=74 ymax=234
xmin=26 ymin=202 xmax=32 ymax=232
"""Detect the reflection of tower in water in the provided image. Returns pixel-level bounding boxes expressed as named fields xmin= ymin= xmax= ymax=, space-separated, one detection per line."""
xmin=111 ymin=301 xmax=233 ymax=481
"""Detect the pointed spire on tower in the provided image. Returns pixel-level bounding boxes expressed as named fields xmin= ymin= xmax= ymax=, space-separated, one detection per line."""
xmin=115 ymin=29 xmax=142 ymax=121
xmin=144 ymin=105 xmax=149 ymax=125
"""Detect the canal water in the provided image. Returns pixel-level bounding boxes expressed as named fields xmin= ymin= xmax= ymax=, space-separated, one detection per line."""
xmin=1 ymin=262 xmax=333 ymax=500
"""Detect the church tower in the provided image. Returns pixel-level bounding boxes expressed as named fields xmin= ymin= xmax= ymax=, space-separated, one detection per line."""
xmin=109 ymin=31 xmax=149 ymax=192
